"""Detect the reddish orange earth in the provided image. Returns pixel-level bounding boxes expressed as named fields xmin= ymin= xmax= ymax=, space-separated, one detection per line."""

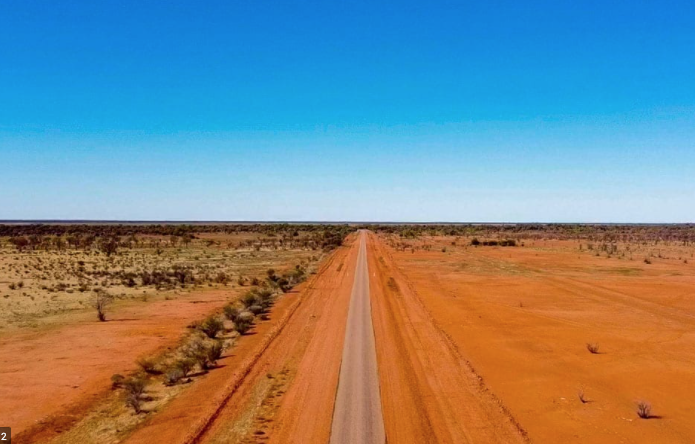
xmin=2 ymin=290 xmax=235 ymax=442
xmin=160 ymin=232 xmax=526 ymax=443
xmin=9 ymin=232 xmax=695 ymax=443
xmin=376 ymin=234 xmax=695 ymax=443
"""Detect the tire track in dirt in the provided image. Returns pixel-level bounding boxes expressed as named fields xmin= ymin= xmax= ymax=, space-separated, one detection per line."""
xmin=367 ymin=232 xmax=529 ymax=444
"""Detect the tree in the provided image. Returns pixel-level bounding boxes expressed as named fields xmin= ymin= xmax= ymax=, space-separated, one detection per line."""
xmin=9 ymin=236 xmax=30 ymax=251
xmin=99 ymin=237 xmax=119 ymax=256
xmin=91 ymin=289 xmax=114 ymax=321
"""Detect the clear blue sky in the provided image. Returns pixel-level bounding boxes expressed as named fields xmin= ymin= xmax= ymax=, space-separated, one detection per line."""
xmin=1 ymin=1 xmax=693 ymax=222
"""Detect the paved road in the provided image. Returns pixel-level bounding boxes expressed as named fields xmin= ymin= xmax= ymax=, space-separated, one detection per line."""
xmin=329 ymin=231 xmax=385 ymax=444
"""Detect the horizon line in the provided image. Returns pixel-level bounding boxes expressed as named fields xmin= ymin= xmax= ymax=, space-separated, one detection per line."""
xmin=0 ymin=220 xmax=693 ymax=226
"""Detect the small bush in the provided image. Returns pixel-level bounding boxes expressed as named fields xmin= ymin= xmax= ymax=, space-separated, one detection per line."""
xmin=186 ymin=339 xmax=214 ymax=371
xmin=206 ymin=341 xmax=224 ymax=365
xmin=175 ymin=358 xmax=196 ymax=377
xmin=200 ymin=316 xmax=224 ymax=339
xmin=126 ymin=392 xmax=143 ymax=414
xmin=234 ymin=311 xmax=255 ymax=335
xmin=223 ymin=304 xmax=240 ymax=321
xmin=248 ymin=304 xmax=264 ymax=315
xmin=137 ymin=357 xmax=160 ymax=374
xmin=578 ymin=390 xmax=587 ymax=404
xmin=164 ymin=367 xmax=184 ymax=386
xmin=111 ymin=374 xmax=125 ymax=389
xmin=91 ymin=289 xmax=114 ymax=322
xmin=124 ymin=377 xmax=147 ymax=397
xmin=637 ymin=401 xmax=652 ymax=419
xmin=586 ymin=343 xmax=600 ymax=354
xmin=241 ymin=291 xmax=261 ymax=308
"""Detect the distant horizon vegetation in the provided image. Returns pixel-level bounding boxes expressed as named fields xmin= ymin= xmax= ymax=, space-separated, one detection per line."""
xmin=1 ymin=220 xmax=693 ymax=226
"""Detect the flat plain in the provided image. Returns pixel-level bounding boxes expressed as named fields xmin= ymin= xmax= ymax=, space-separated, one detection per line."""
xmin=2 ymin=223 xmax=694 ymax=443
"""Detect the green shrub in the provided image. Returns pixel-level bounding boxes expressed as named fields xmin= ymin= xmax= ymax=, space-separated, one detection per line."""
xmin=200 ymin=316 xmax=224 ymax=339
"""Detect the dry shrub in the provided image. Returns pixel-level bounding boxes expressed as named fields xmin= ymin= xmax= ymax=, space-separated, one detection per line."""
xmin=234 ymin=311 xmax=255 ymax=335
xmin=248 ymin=304 xmax=264 ymax=315
xmin=111 ymin=374 xmax=125 ymax=389
xmin=175 ymin=358 xmax=196 ymax=377
xmin=223 ymin=304 xmax=240 ymax=321
xmin=206 ymin=341 xmax=224 ymax=364
xmin=91 ymin=288 xmax=114 ymax=321
xmin=124 ymin=377 xmax=146 ymax=397
xmin=123 ymin=377 xmax=147 ymax=414
xmin=164 ymin=367 xmax=184 ymax=386
xmin=586 ymin=343 xmax=600 ymax=354
xmin=578 ymin=389 xmax=587 ymax=404
xmin=126 ymin=392 xmax=143 ymax=414
xmin=637 ymin=401 xmax=652 ymax=419
xmin=200 ymin=316 xmax=224 ymax=338
xmin=137 ymin=357 xmax=160 ymax=374
xmin=185 ymin=338 xmax=221 ymax=371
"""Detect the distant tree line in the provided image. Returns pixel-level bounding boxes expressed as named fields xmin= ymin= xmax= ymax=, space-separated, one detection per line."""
xmin=363 ymin=223 xmax=695 ymax=244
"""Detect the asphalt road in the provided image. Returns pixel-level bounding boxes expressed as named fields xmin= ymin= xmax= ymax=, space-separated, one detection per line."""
xmin=329 ymin=231 xmax=386 ymax=444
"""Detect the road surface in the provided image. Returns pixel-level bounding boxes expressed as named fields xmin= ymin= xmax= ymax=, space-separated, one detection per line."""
xmin=329 ymin=231 xmax=386 ymax=444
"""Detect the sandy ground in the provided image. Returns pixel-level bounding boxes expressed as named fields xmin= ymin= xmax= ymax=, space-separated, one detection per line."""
xmin=114 ymin=234 xmax=360 ymax=444
xmin=10 ymin=229 xmax=695 ymax=443
xmin=377 ymin=234 xmax=695 ymax=443
xmin=4 ymin=289 xmax=235 ymax=441
xmin=1 ymin=232 xmax=321 ymax=443
xmin=367 ymin=232 xmax=527 ymax=443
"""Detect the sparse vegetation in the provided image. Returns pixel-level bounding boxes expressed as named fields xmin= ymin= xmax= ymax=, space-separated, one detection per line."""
xmin=91 ymin=289 xmax=113 ymax=321
xmin=578 ymin=389 xmax=588 ymax=403
xmin=164 ymin=367 xmax=184 ymax=386
xmin=200 ymin=316 xmax=224 ymax=339
xmin=137 ymin=357 xmax=160 ymax=374
xmin=234 ymin=311 xmax=255 ymax=335
xmin=175 ymin=358 xmax=196 ymax=378
xmin=0 ymin=225 xmax=341 ymax=329
xmin=637 ymin=401 xmax=652 ymax=419
xmin=122 ymin=376 xmax=147 ymax=414
xmin=111 ymin=373 xmax=125 ymax=389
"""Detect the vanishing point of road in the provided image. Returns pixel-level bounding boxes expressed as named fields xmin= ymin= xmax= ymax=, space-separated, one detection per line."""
xmin=329 ymin=231 xmax=386 ymax=444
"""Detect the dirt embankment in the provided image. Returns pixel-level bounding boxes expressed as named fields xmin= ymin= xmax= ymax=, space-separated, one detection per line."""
xmin=366 ymin=232 xmax=528 ymax=443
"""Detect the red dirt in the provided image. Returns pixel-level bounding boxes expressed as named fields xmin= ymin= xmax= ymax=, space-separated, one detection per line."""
xmin=121 ymin=235 xmax=359 ymax=444
xmin=12 ymin=231 xmax=692 ymax=444
xmin=3 ymin=290 xmax=235 ymax=442
xmin=377 ymin=235 xmax=695 ymax=443
xmin=366 ymin=232 xmax=527 ymax=443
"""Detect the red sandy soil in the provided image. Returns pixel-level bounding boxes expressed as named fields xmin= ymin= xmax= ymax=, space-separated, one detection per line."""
xmin=121 ymin=234 xmax=359 ymax=444
xmin=367 ymin=232 xmax=527 ymax=443
xmin=12 ymin=231 xmax=692 ymax=444
xmin=2 ymin=290 xmax=235 ymax=442
xmin=377 ymin=235 xmax=695 ymax=443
